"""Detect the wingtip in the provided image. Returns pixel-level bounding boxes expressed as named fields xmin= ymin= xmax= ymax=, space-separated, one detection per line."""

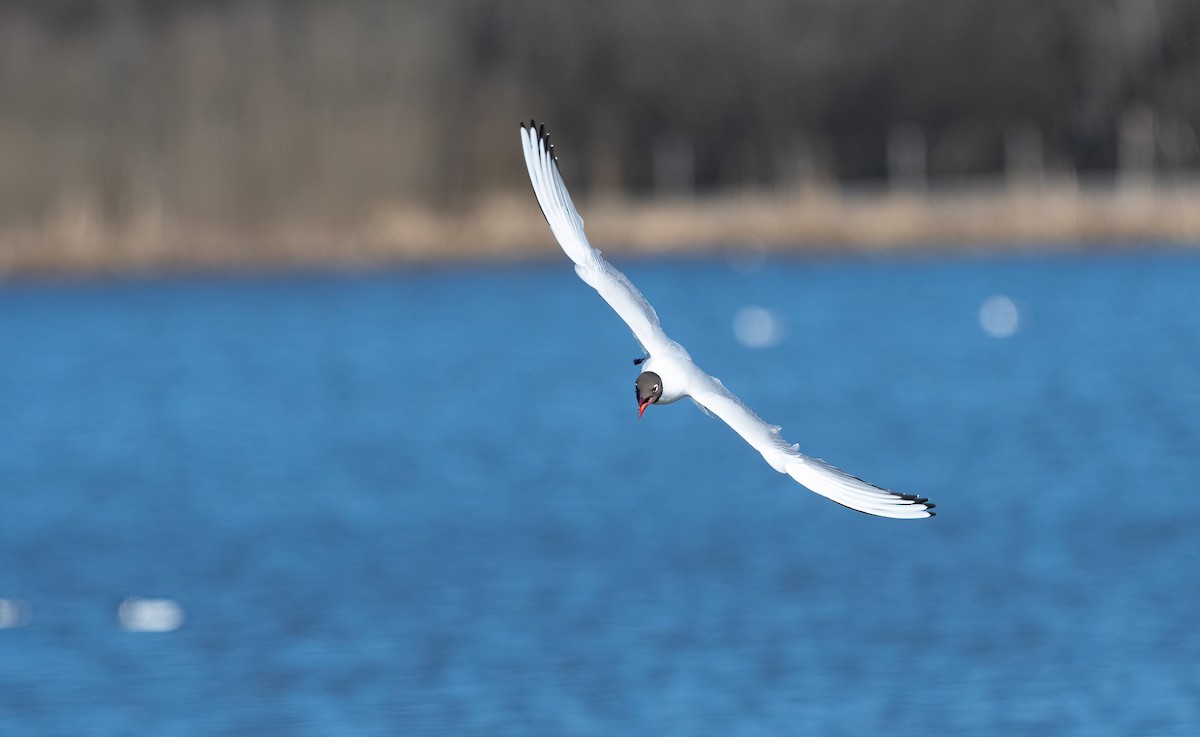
xmin=521 ymin=119 xmax=556 ymax=163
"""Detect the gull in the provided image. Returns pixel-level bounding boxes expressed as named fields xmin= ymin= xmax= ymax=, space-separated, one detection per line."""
xmin=519 ymin=121 xmax=935 ymax=519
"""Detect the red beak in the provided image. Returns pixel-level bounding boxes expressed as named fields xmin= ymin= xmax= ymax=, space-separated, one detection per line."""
xmin=637 ymin=398 xmax=651 ymax=419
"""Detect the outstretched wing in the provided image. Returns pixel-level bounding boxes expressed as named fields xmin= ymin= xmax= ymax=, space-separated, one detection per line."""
xmin=520 ymin=121 xmax=671 ymax=354
xmin=689 ymin=374 xmax=935 ymax=519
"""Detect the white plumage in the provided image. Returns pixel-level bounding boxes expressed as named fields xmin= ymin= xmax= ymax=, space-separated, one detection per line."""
xmin=520 ymin=121 xmax=934 ymax=519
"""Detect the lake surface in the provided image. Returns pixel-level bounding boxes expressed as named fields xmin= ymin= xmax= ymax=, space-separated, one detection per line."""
xmin=2 ymin=250 xmax=1199 ymax=735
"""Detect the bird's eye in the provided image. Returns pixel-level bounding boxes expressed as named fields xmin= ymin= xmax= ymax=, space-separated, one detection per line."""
xmin=653 ymin=385 xmax=659 ymax=392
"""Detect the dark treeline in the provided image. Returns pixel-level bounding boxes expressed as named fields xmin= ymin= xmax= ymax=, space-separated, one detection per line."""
xmin=1 ymin=0 xmax=1197 ymax=231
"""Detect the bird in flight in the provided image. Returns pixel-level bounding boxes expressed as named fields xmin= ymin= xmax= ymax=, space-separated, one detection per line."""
xmin=519 ymin=121 xmax=935 ymax=519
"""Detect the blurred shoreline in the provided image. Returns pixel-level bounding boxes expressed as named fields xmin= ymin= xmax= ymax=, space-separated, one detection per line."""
xmin=5 ymin=3 xmax=1197 ymax=279
xmin=2 ymin=179 xmax=1198 ymax=278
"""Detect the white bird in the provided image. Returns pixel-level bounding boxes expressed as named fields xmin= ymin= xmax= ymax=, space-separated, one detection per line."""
xmin=520 ymin=121 xmax=935 ymax=519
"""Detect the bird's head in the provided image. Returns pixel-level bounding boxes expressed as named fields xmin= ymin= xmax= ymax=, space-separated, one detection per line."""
xmin=635 ymin=372 xmax=663 ymax=419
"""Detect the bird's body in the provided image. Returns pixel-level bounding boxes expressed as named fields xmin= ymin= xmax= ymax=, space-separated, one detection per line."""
xmin=520 ymin=121 xmax=935 ymax=519
xmin=638 ymin=350 xmax=690 ymax=405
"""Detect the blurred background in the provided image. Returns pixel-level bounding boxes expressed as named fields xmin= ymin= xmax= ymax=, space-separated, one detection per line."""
xmin=3 ymin=2 xmax=1200 ymax=736
xmin=0 ymin=0 xmax=1199 ymax=271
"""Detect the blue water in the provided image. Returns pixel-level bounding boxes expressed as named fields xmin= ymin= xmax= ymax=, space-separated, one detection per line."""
xmin=2 ymin=251 xmax=1199 ymax=735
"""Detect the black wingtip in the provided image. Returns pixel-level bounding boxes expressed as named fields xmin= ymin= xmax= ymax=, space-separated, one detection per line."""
xmin=535 ymin=123 xmax=552 ymax=162
xmin=895 ymin=491 xmax=932 ymax=506
xmin=523 ymin=120 xmax=556 ymax=162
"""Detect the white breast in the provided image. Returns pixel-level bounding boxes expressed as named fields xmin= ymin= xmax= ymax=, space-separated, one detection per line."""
xmin=640 ymin=346 xmax=698 ymax=405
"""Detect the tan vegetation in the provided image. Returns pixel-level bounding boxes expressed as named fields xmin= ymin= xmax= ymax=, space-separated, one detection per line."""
xmin=0 ymin=1 xmax=1198 ymax=276
xmin=5 ymin=179 xmax=1198 ymax=277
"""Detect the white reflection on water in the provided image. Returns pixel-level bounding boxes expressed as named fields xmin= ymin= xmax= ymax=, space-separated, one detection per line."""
xmin=118 ymin=597 xmax=185 ymax=633
xmin=727 ymin=244 xmax=768 ymax=274
xmin=0 ymin=598 xmax=31 ymax=629
xmin=733 ymin=305 xmax=785 ymax=348
xmin=980 ymin=294 xmax=1020 ymax=338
